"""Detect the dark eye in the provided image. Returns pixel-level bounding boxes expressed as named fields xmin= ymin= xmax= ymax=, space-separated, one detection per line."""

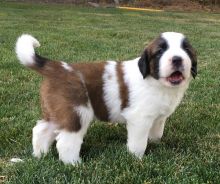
xmin=160 ymin=42 xmax=168 ymax=50
xmin=156 ymin=42 xmax=168 ymax=56
xmin=157 ymin=48 xmax=163 ymax=55
xmin=157 ymin=41 xmax=168 ymax=54
xmin=182 ymin=38 xmax=191 ymax=51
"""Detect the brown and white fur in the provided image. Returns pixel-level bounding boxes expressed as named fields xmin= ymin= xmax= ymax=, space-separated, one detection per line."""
xmin=15 ymin=32 xmax=197 ymax=164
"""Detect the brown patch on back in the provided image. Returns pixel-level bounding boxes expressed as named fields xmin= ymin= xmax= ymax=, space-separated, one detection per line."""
xmin=116 ymin=63 xmax=129 ymax=109
xmin=72 ymin=62 xmax=109 ymax=121
xmin=40 ymin=68 xmax=88 ymax=131
xmin=39 ymin=60 xmax=110 ymax=131
xmin=30 ymin=56 xmax=67 ymax=79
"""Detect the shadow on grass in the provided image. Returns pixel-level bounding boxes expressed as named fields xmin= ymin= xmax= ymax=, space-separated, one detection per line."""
xmin=81 ymin=122 xmax=127 ymax=161
xmin=27 ymin=121 xmax=201 ymax=163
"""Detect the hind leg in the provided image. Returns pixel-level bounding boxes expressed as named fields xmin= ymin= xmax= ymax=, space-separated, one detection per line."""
xmin=32 ymin=120 xmax=58 ymax=158
xmin=56 ymin=103 xmax=94 ymax=165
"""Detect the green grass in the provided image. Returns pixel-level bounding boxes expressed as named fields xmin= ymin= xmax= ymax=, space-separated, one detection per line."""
xmin=0 ymin=2 xmax=220 ymax=183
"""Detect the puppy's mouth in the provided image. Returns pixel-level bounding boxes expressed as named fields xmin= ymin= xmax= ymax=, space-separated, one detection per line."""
xmin=167 ymin=71 xmax=184 ymax=85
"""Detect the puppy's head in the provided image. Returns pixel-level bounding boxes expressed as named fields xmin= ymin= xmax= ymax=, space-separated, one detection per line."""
xmin=138 ymin=32 xmax=197 ymax=87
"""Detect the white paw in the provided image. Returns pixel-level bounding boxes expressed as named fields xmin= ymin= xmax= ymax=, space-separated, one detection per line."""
xmin=61 ymin=156 xmax=82 ymax=165
xmin=127 ymin=144 xmax=145 ymax=159
xmin=56 ymin=130 xmax=83 ymax=165
xmin=32 ymin=141 xmax=50 ymax=159
xmin=32 ymin=151 xmax=43 ymax=159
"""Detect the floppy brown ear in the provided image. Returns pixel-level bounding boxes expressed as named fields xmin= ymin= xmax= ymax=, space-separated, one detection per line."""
xmin=138 ymin=50 xmax=150 ymax=79
xmin=190 ymin=49 xmax=197 ymax=79
xmin=182 ymin=38 xmax=197 ymax=79
xmin=191 ymin=59 xmax=197 ymax=79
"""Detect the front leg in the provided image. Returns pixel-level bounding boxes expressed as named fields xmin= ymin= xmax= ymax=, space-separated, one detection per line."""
xmin=149 ymin=116 xmax=167 ymax=142
xmin=126 ymin=118 xmax=154 ymax=158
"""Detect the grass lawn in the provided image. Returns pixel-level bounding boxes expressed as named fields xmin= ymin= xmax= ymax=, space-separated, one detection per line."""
xmin=0 ymin=2 xmax=220 ymax=183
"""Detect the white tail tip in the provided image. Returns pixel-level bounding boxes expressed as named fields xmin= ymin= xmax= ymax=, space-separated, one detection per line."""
xmin=15 ymin=34 xmax=40 ymax=66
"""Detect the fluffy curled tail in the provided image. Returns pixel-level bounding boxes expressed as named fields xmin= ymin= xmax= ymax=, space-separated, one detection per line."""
xmin=16 ymin=34 xmax=65 ymax=77
xmin=16 ymin=34 xmax=42 ymax=66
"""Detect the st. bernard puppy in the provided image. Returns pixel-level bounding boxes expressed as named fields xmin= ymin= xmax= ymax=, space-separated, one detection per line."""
xmin=16 ymin=32 xmax=197 ymax=164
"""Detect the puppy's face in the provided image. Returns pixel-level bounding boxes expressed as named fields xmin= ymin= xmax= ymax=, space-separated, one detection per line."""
xmin=138 ymin=32 xmax=197 ymax=87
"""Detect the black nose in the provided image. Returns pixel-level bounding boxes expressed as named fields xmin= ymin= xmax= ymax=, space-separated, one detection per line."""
xmin=172 ymin=56 xmax=182 ymax=67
